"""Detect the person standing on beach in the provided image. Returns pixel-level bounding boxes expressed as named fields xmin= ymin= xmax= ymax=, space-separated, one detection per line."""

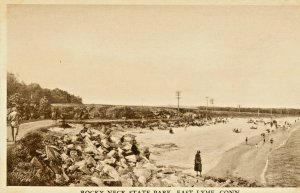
xmin=245 ymin=137 xmax=248 ymax=144
xmin=7 ymin=107 xmax=20 ymax=142
xmin=194 ymin=150 xmax=202 ymax=176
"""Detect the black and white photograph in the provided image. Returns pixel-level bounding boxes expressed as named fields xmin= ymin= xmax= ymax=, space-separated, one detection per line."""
xmin=2 ymin=1 xmax=300 ymax=191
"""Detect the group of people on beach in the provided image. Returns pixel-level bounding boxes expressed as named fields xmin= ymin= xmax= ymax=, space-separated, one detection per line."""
xmin=245 ymin=136 xmax=273 ymax=146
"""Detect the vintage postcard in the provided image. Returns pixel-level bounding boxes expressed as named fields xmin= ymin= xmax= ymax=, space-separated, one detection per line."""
xmin=1 ymin=1 xmax=299 ymax=193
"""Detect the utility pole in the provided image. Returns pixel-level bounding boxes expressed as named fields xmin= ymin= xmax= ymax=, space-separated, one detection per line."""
xmin=176 ymin=91 xmax=181 ymax=115
xmin=210 ymin=98 xmax=214 ymax=114
xmin=206 ymin=96 xmax=209 ymax=120
xmin=271 ymin=108 xmax=273 ymax=117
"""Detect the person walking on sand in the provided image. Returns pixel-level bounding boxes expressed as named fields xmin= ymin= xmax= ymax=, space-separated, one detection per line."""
xmin=7 ymin=107 xmax=20 ymax=142
xmin=245 ymin=137 xmax=248 ymax=145
xmin=194 ymin=150 xmax=202 ymax=176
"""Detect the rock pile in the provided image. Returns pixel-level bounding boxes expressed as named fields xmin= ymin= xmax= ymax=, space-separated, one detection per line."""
xmin=28 ymin=125 xmax=177 ymax=186
xmin=26 ymin=124 xmax=258 ymax=187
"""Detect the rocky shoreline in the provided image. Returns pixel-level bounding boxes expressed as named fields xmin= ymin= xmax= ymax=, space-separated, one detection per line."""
xmin=7 ymin=122 xmax=258 ymax=187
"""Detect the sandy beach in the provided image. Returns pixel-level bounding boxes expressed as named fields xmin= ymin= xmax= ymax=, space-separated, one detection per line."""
xmin=123 ymin=117 xmax=299 ymax=185
xmin=207 ymin=121 xmax=299 ymax=185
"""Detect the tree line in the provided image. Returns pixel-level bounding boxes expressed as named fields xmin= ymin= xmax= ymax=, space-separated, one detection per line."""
xmin=198 ymin=106 xmax=300 ymax=115
xmin=7 ymin=72 xmax=82 ymax=119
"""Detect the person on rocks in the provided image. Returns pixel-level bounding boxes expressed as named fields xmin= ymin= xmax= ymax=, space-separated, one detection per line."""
xmin=120 ymin=135 xmax=125 ymax=143
xmin=80 ymin=124 xmax=92 ymax=137
xmin=131 ymin=139 xmax=140 ymax=156
xmin=143 ymin=147 xmax=151 ymax=160
xmin=68 ymin=147 xmax=81 ymax=163
xmin=7 ymin=107 xmax=21 ymax=142
xmin=194 ymin=150 xmax=202 ymax=177
xmin=80 ymin=124 xmax=88 ymax=133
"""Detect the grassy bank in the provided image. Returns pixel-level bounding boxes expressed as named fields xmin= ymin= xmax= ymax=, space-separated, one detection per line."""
xmin=265 ymin=123 xmax=300 ymax=187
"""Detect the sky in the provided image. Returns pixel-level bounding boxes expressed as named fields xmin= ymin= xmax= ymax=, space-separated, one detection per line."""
xmin=7 ymin=5 xmax=300 ymax=108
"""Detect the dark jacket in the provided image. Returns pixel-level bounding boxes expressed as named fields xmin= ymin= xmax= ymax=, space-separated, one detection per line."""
xmin=194 ymin=153 xmax=202 ymax=172
xmin=131 ymin=144 xmax=140 ymax=155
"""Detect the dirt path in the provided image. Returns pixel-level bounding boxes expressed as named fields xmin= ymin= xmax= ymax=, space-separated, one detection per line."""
xmin=7 ymin=120 xmax=56 ymax=144
xmin=206 ymin=122 xmax=299 ymax=185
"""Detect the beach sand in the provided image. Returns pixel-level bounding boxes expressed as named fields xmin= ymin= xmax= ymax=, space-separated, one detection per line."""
xmin=125 ymin=118 xmax=268 ymax=173
xmin=202 ymin=119 xmax=299 ymax=186
xmin=124 ymin=117 xmax=298 ymax=185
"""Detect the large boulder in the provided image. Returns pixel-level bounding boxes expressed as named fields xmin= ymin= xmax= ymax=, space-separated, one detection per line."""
xmin=101 ymin=139 xmax=110 ymax=149
xmin=86 ymin=156 xmax=97 ymax=166
xmin=133 ymin=168 xmax=152 ymax=181
xmin=60 ymin=153 xmax=69 ymax=162
xmin=101 ymin=157 xmax=116 ymax=165
xmin=205 ymin=179 xmax=217 ymax=187
xmin=94 ymin=155 xmax=106 ymax=161
xmin=162 ymin=168 xmax=175 ymax=174
xmin=30 ymin=157 xmax=43 ymax=169
xmin=102 ymin=164 xmax=120 ymax=180
xmin=117 ymin=147 xmax=124 ymax=157
xmin=120 ymin=174 xmax=134 ymax=186
xmin=125 ymin=155 xmax=137 ymax=163
xmin=71 ymin=136 xmax=79 ymax=143
xmin=119 ymin=158 xmax=128 ymax=168
xmin=97 ymin=146 xmax=105 ymax=154
xmin=107 ymin=150 xmax=117 ymax=158
xmin=138 ymin=176 xmax=147 ymax=186
xmin=67 ymin=144 xmax=74 ymax=149
xmin=84 ymin=146 xmax=98 ymax=154
xmin=91 ymin=176 xmax=105 ymax=186
xmin=75 ymin=160 xmax=91 ymax=174
xmin=147 ymin=178 xmax=162 ymax=187
xmin=110 ymin=136 xmax=120 ymax=144
xmin=142 ymin=162 xmax=157 ymax=172
xmin=122 ymin=143 xmax=132 ymax=151
xmin=95 ymin=164 xmax=104 ymax=172
xmin=68 ymin=164 xmax=79 ymax=171
xmin=103 ymin=179 xmax=122 ymax=186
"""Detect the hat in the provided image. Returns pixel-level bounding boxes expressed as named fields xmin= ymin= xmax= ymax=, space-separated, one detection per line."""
xmin=67 ymin=147 xmax=82 ymax=156
xmin=197 ymin=150 xmax=201 ymax=154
